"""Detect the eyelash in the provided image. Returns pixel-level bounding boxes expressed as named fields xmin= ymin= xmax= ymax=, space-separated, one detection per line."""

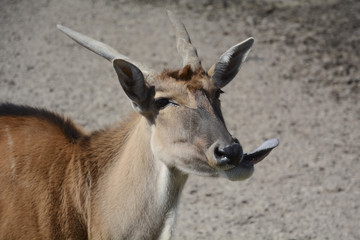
xmin=155 ymin=98 xmax=178 ymax=110
xmin=155 ymin=90 xmax=222 ymax=110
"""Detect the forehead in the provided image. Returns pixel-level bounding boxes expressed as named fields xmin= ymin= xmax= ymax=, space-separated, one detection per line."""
xmin=151 ymin=65 xmax=216 ymax=104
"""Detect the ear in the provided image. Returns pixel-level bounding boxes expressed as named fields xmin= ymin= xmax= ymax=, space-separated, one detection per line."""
xmin=208 ymin=38 xmax=254 ymax=88
xmin=113 ymin=59 xmax=155 ymax=115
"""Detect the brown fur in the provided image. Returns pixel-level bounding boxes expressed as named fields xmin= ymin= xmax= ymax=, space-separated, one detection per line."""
xmin=0 ymin=97 xmax=196 ymax=239
xmin=159 ymin=65 xmax=208 ymax=92
xmin=0 ymin=106 xmax=87 ymax=239
xmin=0 ymin=103 xmax=83 ymax=142
xmin=0 ymin=104 xmax=148 ymax=239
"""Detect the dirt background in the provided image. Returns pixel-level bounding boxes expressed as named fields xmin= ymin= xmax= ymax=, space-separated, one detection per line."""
xmin=1 ymin=0 xmax=359 ymax=239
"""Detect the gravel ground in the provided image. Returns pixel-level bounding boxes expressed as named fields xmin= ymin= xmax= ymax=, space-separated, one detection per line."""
xmin=1 ymin=0 xmax=359 ymax=239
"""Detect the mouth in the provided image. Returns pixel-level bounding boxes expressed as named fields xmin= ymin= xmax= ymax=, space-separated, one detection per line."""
xmin=221 ymin=138 xmax=279 ymax=181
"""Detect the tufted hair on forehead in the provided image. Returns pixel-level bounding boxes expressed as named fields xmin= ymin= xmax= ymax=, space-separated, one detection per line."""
xmin=159 ymin=65 xmax=208 ymax=91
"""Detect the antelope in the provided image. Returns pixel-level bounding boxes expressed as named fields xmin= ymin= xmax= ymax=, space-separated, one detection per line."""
xmin=0 ymin=11 xmax=278 ymax=240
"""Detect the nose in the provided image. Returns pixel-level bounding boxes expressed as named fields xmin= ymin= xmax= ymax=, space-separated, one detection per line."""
xmin=214 ymin=139 xmax=243 ymax=167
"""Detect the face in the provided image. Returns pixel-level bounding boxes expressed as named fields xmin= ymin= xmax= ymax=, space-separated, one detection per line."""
xmin=149 ymin=69 xmax=254 ymax=181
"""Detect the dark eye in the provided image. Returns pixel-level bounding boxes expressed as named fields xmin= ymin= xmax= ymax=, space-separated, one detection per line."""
xmin=155 ymin=98 xmax=176 ymax=110
xmin=215 ymin=89 xmax=224 ymax=99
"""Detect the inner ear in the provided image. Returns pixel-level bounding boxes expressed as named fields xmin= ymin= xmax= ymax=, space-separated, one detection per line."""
xmin=208 ymin=38 xmax=254 ymax=89
xmin=113 ymin=59 xmax=154 ymax=114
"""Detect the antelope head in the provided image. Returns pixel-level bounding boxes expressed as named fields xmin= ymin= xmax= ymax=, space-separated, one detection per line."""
xmin=57 ymin=11 xmax=278 ymax=181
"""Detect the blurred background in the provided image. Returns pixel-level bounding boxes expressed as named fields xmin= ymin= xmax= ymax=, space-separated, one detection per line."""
xmin=1 ymin=0 xmax=359 ymax=239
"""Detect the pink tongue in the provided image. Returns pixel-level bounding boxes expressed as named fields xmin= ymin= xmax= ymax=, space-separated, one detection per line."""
xmin=242 ymin=138 xmax=279 ymax=165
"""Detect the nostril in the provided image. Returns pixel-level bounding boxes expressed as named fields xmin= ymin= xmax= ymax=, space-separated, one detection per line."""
xmin=214 ymin=146 xmax=230 ymax=166
xmin=214 ymin=146 xmax=225 ymax=159
xmin=214 ymin=142 xmax=243 ymax=167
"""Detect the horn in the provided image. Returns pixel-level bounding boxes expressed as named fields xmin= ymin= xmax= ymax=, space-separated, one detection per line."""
xmin=166 ymin=10 xmax=201 ymax=70
xmin=57 ymin=24 xmax=151 ymax=75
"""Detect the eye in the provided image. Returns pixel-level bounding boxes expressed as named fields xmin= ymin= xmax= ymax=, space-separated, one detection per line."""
xmin=155 ymin=98 xmax=177 ymax=110
xmin=215 ymin=89 xmax=224 ymax=99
